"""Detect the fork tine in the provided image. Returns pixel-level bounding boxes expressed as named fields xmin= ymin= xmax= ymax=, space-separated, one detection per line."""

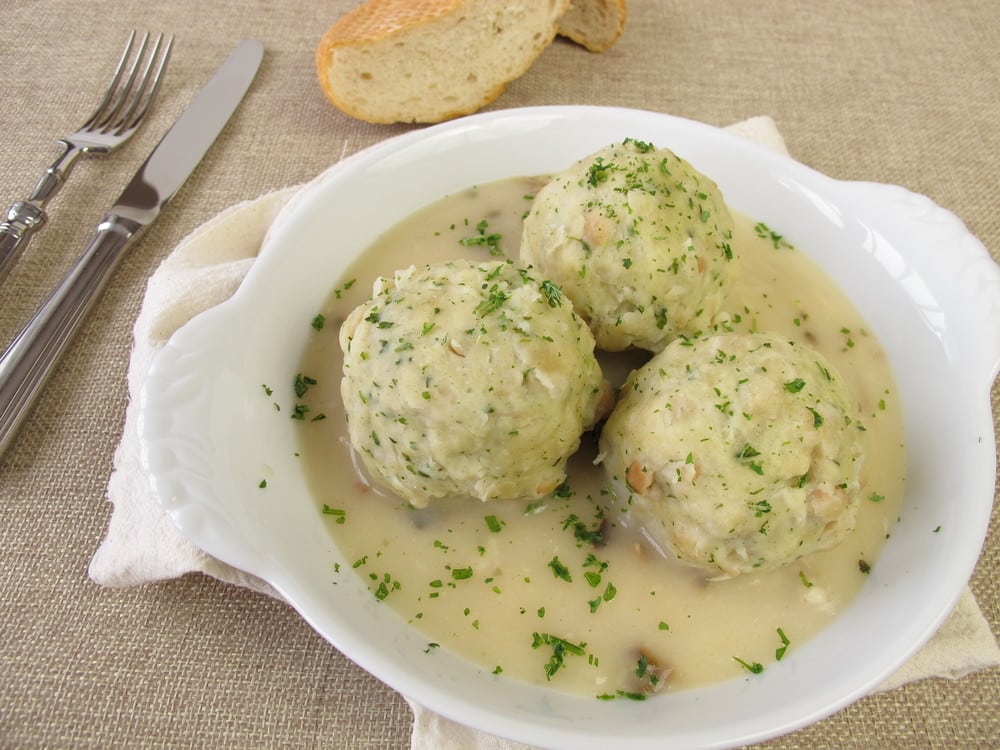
xmin=93 ymin=31 xmax=151 ymax=132
xmin=80 ymin=30 xmax=139 ymax=131
xmin=110 ymin=33 xmax=174 ymax=136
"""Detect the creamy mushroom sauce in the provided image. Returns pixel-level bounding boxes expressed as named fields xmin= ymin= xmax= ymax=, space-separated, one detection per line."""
xmin=295 ymin=176 xmax=905 ymax=697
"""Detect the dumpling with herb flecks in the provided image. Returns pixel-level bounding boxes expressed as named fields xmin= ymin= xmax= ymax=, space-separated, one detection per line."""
xmin=339 ymin=259 xmax=609 ymax=507
xmin=599 ymin=331 xmax=865 ymax=577
xmin=520 ymin=138 xmax=738 ymax=352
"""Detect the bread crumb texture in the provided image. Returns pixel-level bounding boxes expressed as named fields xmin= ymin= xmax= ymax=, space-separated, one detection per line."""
xmin=316 ymin=0 xmax=625 ymax=124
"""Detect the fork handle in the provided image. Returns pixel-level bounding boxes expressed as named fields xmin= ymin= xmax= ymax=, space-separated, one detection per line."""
xmin=0 ymin=142 xmax=82 ymax=285
xmin=0 ymin=200 xmax=48 ymax=284
xmin=0 ymin=212 xmax=142 ymax=457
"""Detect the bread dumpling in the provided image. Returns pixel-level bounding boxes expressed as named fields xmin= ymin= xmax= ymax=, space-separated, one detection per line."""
xmin=599 ymin=332 xmax=864 ymax=577
xmin=520 ymin=138 xmax=738 ymax=352
xmin=340 ymin=259 xmax=607 ymax=507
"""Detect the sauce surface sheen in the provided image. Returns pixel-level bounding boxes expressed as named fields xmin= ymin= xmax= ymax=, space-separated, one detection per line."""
xmin=296 ymin=176 xmax=905 ymax=697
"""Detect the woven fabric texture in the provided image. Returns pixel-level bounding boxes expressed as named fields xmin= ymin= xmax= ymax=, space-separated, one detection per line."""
xmin=0 ymin=1 xmax=997 ymax=748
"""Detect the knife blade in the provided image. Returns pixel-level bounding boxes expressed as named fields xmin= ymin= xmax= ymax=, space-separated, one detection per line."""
xmin=0 ymin=39 xmax=264 ymax=458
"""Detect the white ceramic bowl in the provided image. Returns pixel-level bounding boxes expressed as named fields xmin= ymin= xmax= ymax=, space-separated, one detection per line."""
xmin=140 ymin=106 xmax=1000 ymax=749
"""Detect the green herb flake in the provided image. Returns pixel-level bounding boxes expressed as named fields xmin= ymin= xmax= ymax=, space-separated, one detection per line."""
xmin=294 ymin=373 xmax=317 ymax=398
xmin=734 ymin=656 xmax=765 ymax=674
xmin=451 ymin=567 xmax=474 ymax=581
xmin=784 ymin=378 xmax=806 ymax=393
xmin=737 ymin=443 xmax=764 ymax=474
xmin=753 ymin=221 xmax=792 ymax=250
xmin=484 ymin=515 xmax=504 ymax=533
xmin=333 ymin=278 xmax=357 ymax=299
xmin=311 ymin=313 xmax=326 ymax=331
xmin=597 ymin=690 xmax=647 ymax=702
xmin=531 ymin=632 xmax=587 ymax=680
xmin=474 ymin=284 xmax=509 ymax=317
xmin=459 ymin=219 xmax=503 ymax=255
xmin=775 ymin=628 xmax=791 ymax=660
xmin=321 ymin=505 xmax=347 ymax=524
xmin=548 ymin=556 xmax=573 ymax=582
xmin=539 ymin=279 xmax=564 ymax=307
xmin=586 ymin=157 xmax=615 ymax=186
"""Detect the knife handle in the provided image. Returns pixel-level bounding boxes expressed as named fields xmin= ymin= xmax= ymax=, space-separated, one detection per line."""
xmin=0 ymin=213 xmax=142 ymax=457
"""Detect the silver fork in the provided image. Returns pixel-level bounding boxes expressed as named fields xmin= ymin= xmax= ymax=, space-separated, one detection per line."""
xmin=0 ymin=30 xmax=173 ymax=285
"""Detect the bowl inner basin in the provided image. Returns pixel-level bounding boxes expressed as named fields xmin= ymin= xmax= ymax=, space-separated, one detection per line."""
xmin=141 ymin=106 xmax=998 ymax=750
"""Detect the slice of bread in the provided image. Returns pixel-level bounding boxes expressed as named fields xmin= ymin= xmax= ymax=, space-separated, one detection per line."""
xmin=557 ymin=0 xmax=627 ymax=52
xmin=316 ymin=0 xmax=571 ymax=124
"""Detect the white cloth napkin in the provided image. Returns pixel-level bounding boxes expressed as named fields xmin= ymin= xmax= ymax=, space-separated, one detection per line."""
xmin=91 ymin=116 xmax=1000 ymax=749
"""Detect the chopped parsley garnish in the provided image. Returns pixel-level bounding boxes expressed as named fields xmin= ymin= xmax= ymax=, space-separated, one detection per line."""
xmin=321 ymin=505 xmax=347 ymax=524
xmin=586 ymin=156 xmax=615 ymax=186
xmin=547 ymin=556 xmax=572 ymax=582
xmin=459 ymin=219 xmax=503 ymax=255
xmin=563 ymin=514 xmax=606 ymax=546
xmin=539 ymin=279 xmax=564 ymax=307
xmin=484 ymin=515 xmax=504 ymax=533
xmin=531 ymin=632 xmax=586 ymax=680
xmin=294 ymin=373 xmax=317 ymax=398
xmin=623 ymin=137 xmax=655 ymax=153
xmin=333 ymin=278 xmax=357 ymax=299
xmin=373 ymin=572 xmax=401 ymax=601
xmin=597 ymin=690 xmax=647 ymax=701
xmin=775 ymin=628 xmax=790 ymax=660
xmin=474 ymin=284 xmax=509 ymax=317
xmin=784 ymin=378 xmax=806 ymax=393
xmin=311 ymin=313 xmax=326 ymax=331
xmin=734 ymin=656 xmax=764 ymax=674
xmin=588 ymin=582 xmax=617 ymax=613
xmin=753 ymin=221 xmax=792 ymax=250
xmin=737 ymin=443 xmax=764 ymax=474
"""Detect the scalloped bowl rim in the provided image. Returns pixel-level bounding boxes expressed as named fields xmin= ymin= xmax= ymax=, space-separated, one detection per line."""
xmin=140 ymin=106 xmax=1000 ymax=750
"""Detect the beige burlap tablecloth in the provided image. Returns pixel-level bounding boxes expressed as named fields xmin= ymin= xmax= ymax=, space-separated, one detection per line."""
xmin=1 ymin=2 xmax=997 ymax=748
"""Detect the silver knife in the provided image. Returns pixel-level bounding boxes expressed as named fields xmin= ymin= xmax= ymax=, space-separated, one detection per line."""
xmin=0 ymin=39 xmax=264 ymax=458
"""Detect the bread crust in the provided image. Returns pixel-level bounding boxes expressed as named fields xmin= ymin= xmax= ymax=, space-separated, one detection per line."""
xmin=558 ymin=0 xmax=627 ymax=52
xmin=319 ymin=0 xmax=466 ymax=47
xmin=316 ymin=0 xmax=571 ymax=124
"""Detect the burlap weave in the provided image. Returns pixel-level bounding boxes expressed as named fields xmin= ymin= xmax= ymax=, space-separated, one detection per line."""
xmin=1 ymin=1 xmax=997 ymax=747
